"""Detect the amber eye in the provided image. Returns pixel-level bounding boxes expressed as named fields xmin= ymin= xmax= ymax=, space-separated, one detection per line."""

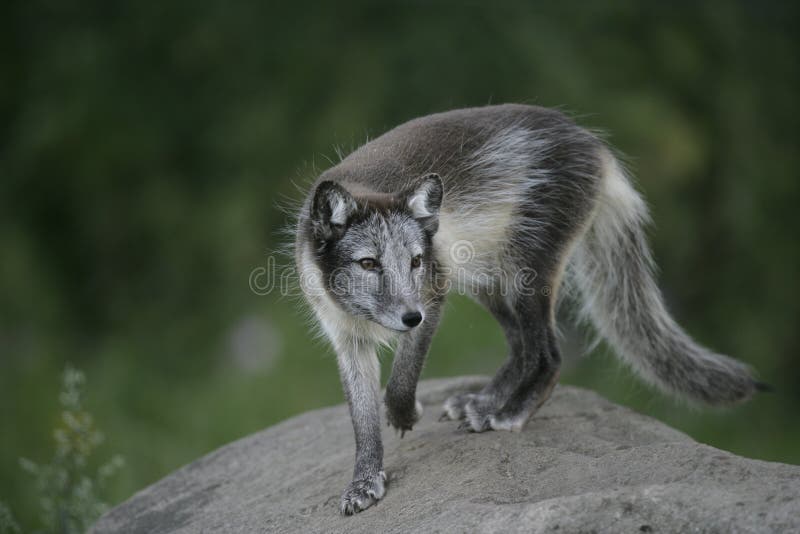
xmin=411 ymin=255 xmax=422 ymax=269
xmin=358 ymin=258 xmax=379 ymax=270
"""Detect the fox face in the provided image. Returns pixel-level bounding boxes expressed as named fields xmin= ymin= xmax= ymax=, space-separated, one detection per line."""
xmin=308 ymin=174 xmax=443 ymax=332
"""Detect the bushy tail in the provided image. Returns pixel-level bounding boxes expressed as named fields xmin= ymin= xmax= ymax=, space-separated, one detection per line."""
xmin=568 ymin=152 xmax=760 ymax=405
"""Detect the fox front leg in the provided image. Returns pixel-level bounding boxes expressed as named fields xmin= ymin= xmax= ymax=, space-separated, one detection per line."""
xmin=385 ymin=303 xmax=442 ymax=436
xmin=335 ymin=341 xmax=386 ymax=515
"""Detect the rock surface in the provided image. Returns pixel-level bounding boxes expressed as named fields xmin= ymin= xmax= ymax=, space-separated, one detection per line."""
xmin=93 ymin=376 xmax=800 ymax=533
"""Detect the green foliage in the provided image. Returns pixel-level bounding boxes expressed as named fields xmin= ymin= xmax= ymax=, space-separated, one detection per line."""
xmin=18 ymin=366 xmax=124 ymax=534
xmin=0 ymin=503 xmax=21 ymax=534
xmin=0 ymin=1 xmax=798 ymax=531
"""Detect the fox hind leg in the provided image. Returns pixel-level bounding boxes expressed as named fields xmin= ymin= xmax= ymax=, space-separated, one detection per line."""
xmin=464 ymin=289 xmax=561 ymax=432
xmin=439 ymin=260 xmax=564 ymax=432
xmin=440 ymin=291 xmax=521 ymax=422
xmin=479 ymin=308 xmax=561 ymax=432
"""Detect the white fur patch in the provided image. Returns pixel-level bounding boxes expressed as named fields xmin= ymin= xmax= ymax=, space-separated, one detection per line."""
xmin=488 ymin=412 xmax=528 ymax=432
xmin=600 ymin=152 xmax=648 ymax=220
xmin=330 ymin=196 xmax=349 ymax=225
xmin=442 ymin=395 xmax=463 ymax=420
xmin=407 ymin=186 xmax=433 ymax=218
xmin=414 ymin=400 xmax=424 ymax=419
xmin=431 ymin=125 xmax=554 ymax=296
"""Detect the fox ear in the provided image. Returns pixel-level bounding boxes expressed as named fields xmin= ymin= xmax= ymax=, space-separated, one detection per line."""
xmin=404 ymin=173 xmax=443 ymax=233
xmin=311 ymin=181 xmax=357 ymax=240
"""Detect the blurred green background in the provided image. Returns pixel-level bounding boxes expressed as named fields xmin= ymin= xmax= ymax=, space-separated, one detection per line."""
xmin=1 ymin=1 xmax=798 ymax=530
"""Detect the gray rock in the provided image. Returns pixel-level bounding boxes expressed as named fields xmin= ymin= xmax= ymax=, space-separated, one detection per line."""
xmin=93 ymin=377 xmax=800 ymax=534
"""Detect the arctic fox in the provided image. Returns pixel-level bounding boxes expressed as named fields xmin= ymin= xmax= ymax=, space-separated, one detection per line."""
xmin=293 ymin=104 xmax=761 ymax=515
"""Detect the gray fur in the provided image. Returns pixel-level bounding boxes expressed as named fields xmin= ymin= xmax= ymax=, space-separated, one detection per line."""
xmin=294 ymin=103 xmax=759 ymax=514
xmin=566 ymin=155 xmax=758 ymax=405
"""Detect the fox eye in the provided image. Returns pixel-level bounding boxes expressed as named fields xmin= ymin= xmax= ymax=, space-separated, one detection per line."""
xmin=411 ymin=255 xmax=422 ymax=269
xmin=358 ymin=258 xmax=379 ymax=270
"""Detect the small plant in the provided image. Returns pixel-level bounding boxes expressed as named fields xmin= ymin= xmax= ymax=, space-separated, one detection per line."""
xmin=19 ymin=365 xmax=124 ymax=534
xmin=0 ymin=502 xmax=21 ymax=534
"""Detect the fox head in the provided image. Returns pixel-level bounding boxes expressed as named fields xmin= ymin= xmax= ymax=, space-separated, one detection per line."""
xmin=308 ymin=173 xmax=443 ymax=332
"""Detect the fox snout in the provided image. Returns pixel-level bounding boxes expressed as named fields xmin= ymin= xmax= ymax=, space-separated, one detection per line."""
xmin=401 ymin=311 xmax=423 ymax=328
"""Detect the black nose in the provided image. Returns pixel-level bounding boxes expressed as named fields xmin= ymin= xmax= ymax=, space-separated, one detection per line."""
xmin=401 ymin=311 xmax=423 ymax=328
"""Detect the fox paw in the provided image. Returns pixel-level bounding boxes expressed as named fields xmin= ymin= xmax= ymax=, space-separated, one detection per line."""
xmin=386 ymin=399 xmax=423 ymax=437
xmin=440 ymin=393 xmax=475 ymax=421
xmin=457 ymin=399 xmax=531 ymax=433
xmin=457 ymin=397 xmax=497 ymax=432
xmin=440 ymin=393 xmax=495 ymax=422
xmin=339 ymin=471 xmax=386 ymax=515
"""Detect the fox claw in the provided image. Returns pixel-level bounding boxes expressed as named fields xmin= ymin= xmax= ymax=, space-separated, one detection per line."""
xmin=340 ymin=471 xmax=386 ymax=515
